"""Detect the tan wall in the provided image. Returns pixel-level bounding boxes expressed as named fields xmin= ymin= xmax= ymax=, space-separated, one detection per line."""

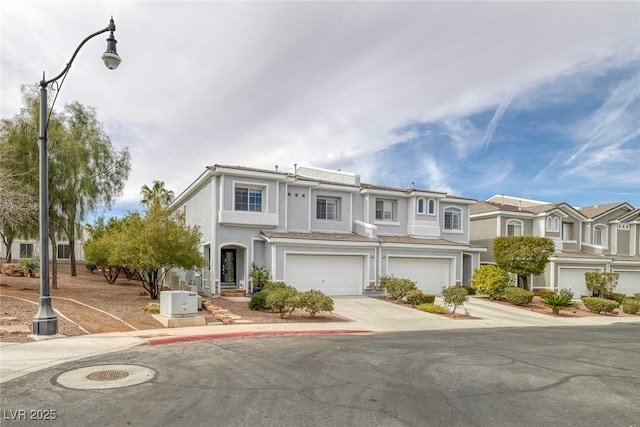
xmin=470 ymin=217 xmax=496 ymax=240
xmin=617 ymin=229 xmax=630 ymax=255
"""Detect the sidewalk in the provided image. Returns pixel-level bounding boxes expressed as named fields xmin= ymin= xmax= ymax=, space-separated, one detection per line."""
xmin=2 ymin=296 xmax=639 ymax=384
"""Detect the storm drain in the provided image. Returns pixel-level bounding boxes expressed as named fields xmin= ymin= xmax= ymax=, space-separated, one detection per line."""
xmin=55 ymin=365 xmax=155 ymax=390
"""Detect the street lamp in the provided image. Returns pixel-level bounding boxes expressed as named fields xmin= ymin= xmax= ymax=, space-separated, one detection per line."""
xmin=33 ymin=17 xmax=121 ymax=336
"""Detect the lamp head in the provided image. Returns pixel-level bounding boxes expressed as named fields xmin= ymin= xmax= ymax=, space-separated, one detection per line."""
xmin=102 ymin=17 xmax=121 ymax=70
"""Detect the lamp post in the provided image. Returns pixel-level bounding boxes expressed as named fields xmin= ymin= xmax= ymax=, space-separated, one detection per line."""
xmin=33 ymin=18 xmax=121 ymax=336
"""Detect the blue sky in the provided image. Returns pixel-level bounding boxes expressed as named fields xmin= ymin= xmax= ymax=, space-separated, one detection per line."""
xmin=1 ymin=1 xmax=639 ymax=221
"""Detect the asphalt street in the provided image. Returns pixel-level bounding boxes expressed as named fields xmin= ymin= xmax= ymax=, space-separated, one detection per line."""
xmin=1 ymin=324 xmax=639 ymax=427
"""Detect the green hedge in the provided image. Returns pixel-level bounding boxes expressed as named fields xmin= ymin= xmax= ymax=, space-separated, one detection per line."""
xmin=405 ymin=290 xmax=435 ymax=306
xmin=622 ymin=298 xmax=640 ymax=315
xmin=416 ymin=303 xmax=448 ymax=314
xmin=504 ymin=287 xmax=533 ymax=305
xmin=582 ymin=297 xmax=619 ymax=314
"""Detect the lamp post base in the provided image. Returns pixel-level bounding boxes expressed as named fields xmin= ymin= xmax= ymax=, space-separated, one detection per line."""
xmin=32 ymin=297 xmax=58 ymax=335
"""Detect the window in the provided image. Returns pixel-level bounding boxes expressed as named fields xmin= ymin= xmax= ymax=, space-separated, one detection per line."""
xmin=375 ymin=199 xmax=395 ymax=221
xmin=506 ymin=219 xmax=523 ymax=236
xmin=562 ymin=223 xmax=572 ymax=240
xmin=427 ymin=199 xmax=436 ymax=215
xmin=20 ymin=243 xmax=33 ymax=258
xmin=417 ymin=198 xmax=425 ymax=215
xmin=57 ymin=244 xmax=70 ymax=259
xmin=235 ymin=187 xmax=262 ymax=212
xmin=594 ymin=225 xmax=606 ymax=246
xmin=317 ymin=197 xmax=339 ymax=220
xmin=444 ymin=207 xmax=462 ymax=231
xmin=546 ymin=216 xmax=560 ymax=232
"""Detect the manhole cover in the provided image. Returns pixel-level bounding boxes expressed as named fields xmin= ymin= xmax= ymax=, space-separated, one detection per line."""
xmin=87 ymin=370 xmax=130 ymax=381
xmin=55 ymin=365 xmax=155 ymax=390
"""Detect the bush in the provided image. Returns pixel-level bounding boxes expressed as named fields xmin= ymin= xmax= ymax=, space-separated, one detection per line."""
xmin=470 ymin=265 xmax=510 ymax=300
xmin=249 ymin=264 xmax=270 ymax=289
xmin=405 ymin=290 xmax=435 ymax=306
xmin=263 ymin=281 xmax=288 ymax=291
xmin=602 ymin=293 xmax=626 ymax=306
xmin=533 ymin=289 xmax=555 ymax=298
xmin=299 ymin=289 xmax=334 ymax=317
xmin=441 ymin=285 xmax=469 ymax=316
xmin=86 ymin=261 xmax=98 ymax=273
xmin=248 ymin=290 xmax=269 ymax=311
xmin=622 ymin=298 xmax=640 ymax=315
xmin=635 ymin=293 xmax=640 ymax=301
xmin=585 ymin=272 xmax=619 ymax=297
xmin=464 ymin=286 xmax=476 ymax=295
xmin=504 ymin=287 xmax=534 ymax=305
xmin=582 ymin=297 xmax=619 ymax=314
xmin=143 ymin=302 xmax=160 ymax=313
xmin=19 ymin=256 xmax=40 ymax=276
xmin=381 ymin=276 xmax=417 ymax=302
xmin=416 ymin=303 xmax=448 ymax=314
xmin=265 ymin=286 xmax=301 ymax=318
xmin=541 ymin=290 xmax=574 ymax=315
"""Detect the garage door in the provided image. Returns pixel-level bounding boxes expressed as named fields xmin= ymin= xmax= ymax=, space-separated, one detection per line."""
xmin=387 ymin=257 xmax=451 ymax=295
xmin=285 ymin=254 xmax=364 ymax=296
xmin=557 ymin=268 xmax=601 ymax=299
xmin=614 ymin=271 xmax=640 ymax=296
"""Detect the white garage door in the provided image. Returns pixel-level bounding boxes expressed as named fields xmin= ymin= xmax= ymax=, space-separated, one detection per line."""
xmin=285 ymin=254 xmax=364 ymax=296
xmin=558 ymin=268 xmax=601 ymax=299
xmin=387 ymin=257 xmax=451 ymax=295
xmin=614 ymin=271 xmax=640 ymax=296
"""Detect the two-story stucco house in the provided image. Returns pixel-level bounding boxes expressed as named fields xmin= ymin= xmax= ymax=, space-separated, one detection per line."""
xmin=470 ymin=195 xmax=640 ymax=297
xmin=170 ymin=165 xmax=485 ymax=296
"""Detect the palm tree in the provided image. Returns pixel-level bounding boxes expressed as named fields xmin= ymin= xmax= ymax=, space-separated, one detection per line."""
xmin=140 ymin=180 xmax=175 ymax=208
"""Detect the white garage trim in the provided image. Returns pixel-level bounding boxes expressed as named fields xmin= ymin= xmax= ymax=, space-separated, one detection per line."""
xmin=612 ymin=269 xmax=640 ymax=296
xmin=557 ymin=266 xmax=604 ymax=299
xmin=386 ymin=255 xmax=455 ymax=295
xmin=284 ymin=252 xmax=368 ymax=296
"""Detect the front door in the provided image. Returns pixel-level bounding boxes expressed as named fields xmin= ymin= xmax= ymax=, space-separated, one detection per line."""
xmin=221 ymin=249 xmax=236 ymax=286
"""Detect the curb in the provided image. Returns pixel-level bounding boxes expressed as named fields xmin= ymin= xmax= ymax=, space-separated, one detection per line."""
xmin=148 ymin=329 xmax=372 ymax=346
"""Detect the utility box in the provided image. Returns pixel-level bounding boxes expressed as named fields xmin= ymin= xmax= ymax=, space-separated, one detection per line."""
xmin=160 ymin=291 xmax=198 ymax=318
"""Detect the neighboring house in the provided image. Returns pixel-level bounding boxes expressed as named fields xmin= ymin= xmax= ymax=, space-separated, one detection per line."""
xmin=170 ymin=165 xmax=485 ymax=296
xmin=0 ymin=227 xmax=87 ymax=263
xmin=470 ymin=195 xmax=640 ymax=297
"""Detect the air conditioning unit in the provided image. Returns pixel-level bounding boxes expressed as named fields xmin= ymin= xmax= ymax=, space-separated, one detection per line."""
xmin=160 ymin=291 xmax=198 ymax=318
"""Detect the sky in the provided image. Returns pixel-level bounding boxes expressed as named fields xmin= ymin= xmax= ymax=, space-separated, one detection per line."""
xmin=1 ymin=1 xmax=639 ymax=221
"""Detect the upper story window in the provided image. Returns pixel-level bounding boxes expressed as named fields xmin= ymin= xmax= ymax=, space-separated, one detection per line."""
xmin=20 ymin=243 xmax=33 ymax=258
xmin=375 ymin=199 xmax=396 ymax=221
xmin=444 ymin=207 xmax=462 ymax=231
xmin=506 ymin=219 xmax=523 ymax=236
xmin=417 ymin=198 xmax=425 ymax=215
xmin=57 ymin=244 xmax=70 ymax=260
xmin=546 ymin=216 xmax=560 ymax=232
xmin=235 ymin=187 xmax=262 ymax=212
xmin=594 ymin=225 xmax=607 ymax=246
xmin=562 ymin=222 xmax=572 ymax=240
xmin=427 ymin=199 xmax=436 ymax=215
xmin=317 ymin=197 xmax=340 ymax=220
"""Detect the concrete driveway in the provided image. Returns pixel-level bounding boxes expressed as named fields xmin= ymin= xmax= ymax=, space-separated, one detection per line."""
xmin=332 ymin=295 xmax=640 ymax=331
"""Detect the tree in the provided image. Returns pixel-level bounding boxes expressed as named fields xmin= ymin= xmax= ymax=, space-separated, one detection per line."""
xmin=84 ymin=217 xmax=124 ymax=284
xmin=470 ymin=264 xmax=511 ymax=299
xmin=109 ymin=203 xmax=205 ymax=299
xmin=493 ymin=236 xmax=555 ymax=291
xmin=140 ymin=180 xmax=174 ymax=208
xmin=441 ymin=285 xmax=469 ymax=317
xmin=0 ymin=90 xmax=130 ymax=281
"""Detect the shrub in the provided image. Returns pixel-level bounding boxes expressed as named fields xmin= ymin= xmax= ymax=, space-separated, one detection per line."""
xmin=533 ymin=289 xmax=555 ymax=298
xmin=602 ymin=293 xmax=626 ymax=307
xmin=416 ymin=303 xmax=448 ymax=314
xmin=622 ymin=298 xmax=640 ymax=315
xmin=265 ymin=286 xmax=301 ymax=318
xmin=263 ymin=281 xmax=288 ymax=291
xmin=381 ymin=276 xmax=417 ymax=302
xmin=405 ymin=290 xmax=435 ymax=306
xmin=585 ymin=272 xmax=619 ymax=297
xmin=86 ymin=261 xmax=98 ymax=273
xmin=299 ymin=289 xmax=334 ymax=318
xmin=635 ymin=293 xmax=640 ymax=301
xmin=248 ymin=290 xmax=269 ymax=311
xmin=441 ymin=285 xmax=469 ymax=316
xmin=470 ymin=265 xmax=510 ymax=300
xmin=19 ymin=256 xmax=40 ymax=276
xmin=582 ymin=297 xmax=619 ymax=314
xmin=143 ymin=302 xmax=160 ymax=313
xmin=464 ymin=287 xmax=476 ymax=295
xmin=541 ymin=290 xmax=574 ymax=315
xmin=504 ymin=287 xmax=534 ymax=305
xmin=249 ymin=264 xmax=270 ymax=289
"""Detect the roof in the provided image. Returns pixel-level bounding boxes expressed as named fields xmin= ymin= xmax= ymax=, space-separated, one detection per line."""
xmin=578 ymin=202 xmax=628 ymax=219
xmin=470 ymin=200 xmax=531 ymax=215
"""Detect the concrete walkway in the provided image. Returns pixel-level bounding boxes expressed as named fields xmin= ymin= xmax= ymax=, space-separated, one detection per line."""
xmin=1 ymin=296 xmax=638 ymax=383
